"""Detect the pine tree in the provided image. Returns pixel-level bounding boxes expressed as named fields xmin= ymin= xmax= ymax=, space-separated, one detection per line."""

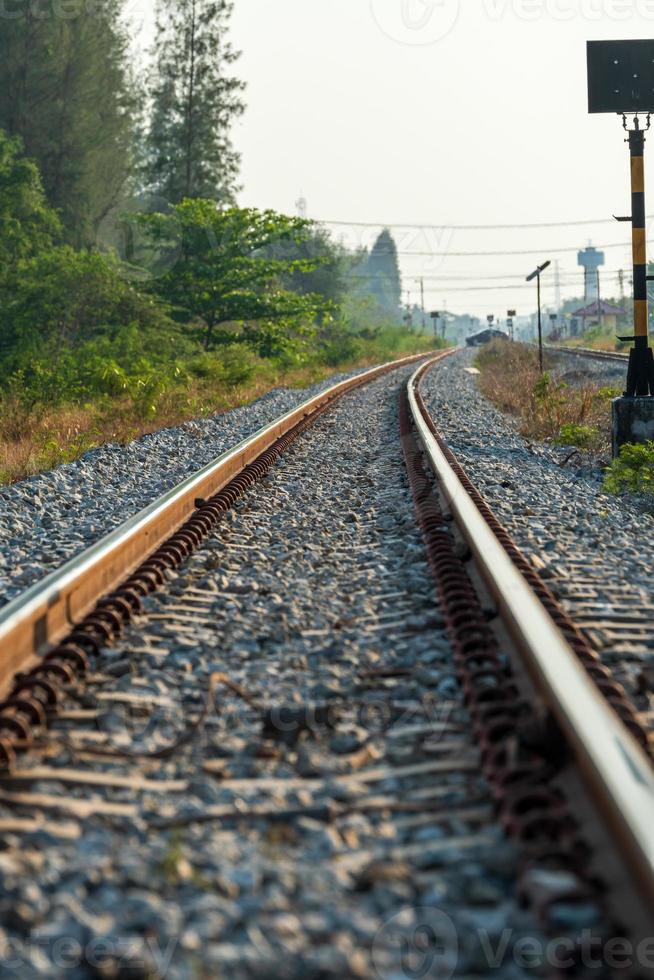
xmin=145 ymin=0 xmax=245 ymax=204
xmin=0 ymin=0 xmax=138 ymax=246
xmin=362 ymin=229 xmax=402 ymax=315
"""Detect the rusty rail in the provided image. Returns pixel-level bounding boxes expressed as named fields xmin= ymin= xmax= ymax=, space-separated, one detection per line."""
xmin=406 ymin=357 xmax=654 ymax=920
xmin=0 ymin=349 xmax=452 ymax=767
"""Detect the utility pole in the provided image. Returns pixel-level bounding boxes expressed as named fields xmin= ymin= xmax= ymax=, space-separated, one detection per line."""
xmin=597 ymin=269 xmax=602 ymax=333
xmin=414 ymin=278 xmax=426 ymax=331
xmin=554 ymin=260 xmax=562 ymax=322
xmin=420 ymin=278 xmax=426 ymax=332
xmin=526 ymin=261 xmax=551 ymax=373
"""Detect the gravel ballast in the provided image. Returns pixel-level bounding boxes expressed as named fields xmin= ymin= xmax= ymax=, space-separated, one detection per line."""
xmin=0 ymin=364 xmax=566 ymax=980
xmin=0 ymin=366 xmax=383 ymax=608
xmin=421 ymin=348 xmax=654 ymax=727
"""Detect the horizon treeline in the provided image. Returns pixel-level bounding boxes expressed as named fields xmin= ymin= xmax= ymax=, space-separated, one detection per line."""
xmin=0 ymin=0 xmax=245 ymax=246
xmin=0 ymin=0 xmax=427 ymax=484
xmin=0 ymin=0 xmax=405 ymax=313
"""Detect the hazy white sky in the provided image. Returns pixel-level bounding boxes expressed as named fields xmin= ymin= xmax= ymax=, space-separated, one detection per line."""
xmin=129 ymin=0 xmax=654 ymax=317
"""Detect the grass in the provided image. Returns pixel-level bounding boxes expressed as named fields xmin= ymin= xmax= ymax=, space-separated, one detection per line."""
xmin=475 ymin=340 xmax=618 ymax=451
xmin=0 ymin=331 xmax=437 ymax=484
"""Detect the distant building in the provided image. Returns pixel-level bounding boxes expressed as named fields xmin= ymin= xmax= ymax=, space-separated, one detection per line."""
xmin=577 ymin=246 xmax=605 ymax=302
xmin=570 ymin=299 xmax=625 ymax=334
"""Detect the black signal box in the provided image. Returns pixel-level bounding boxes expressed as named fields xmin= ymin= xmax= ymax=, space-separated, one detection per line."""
xmin=587 ymin=39 xmax=654 ymax=114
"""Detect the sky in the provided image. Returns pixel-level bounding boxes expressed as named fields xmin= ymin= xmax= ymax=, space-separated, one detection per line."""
xmin=128 ymin=0 xmax=654 ymax=320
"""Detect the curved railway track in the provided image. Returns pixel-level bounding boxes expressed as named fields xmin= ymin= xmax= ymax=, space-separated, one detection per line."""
xmin=0 ymin=348 xmax=653 ymax=975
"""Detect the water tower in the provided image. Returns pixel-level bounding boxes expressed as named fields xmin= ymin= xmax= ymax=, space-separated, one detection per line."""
xmin=577 ymin=245 xmax=605 ymax=301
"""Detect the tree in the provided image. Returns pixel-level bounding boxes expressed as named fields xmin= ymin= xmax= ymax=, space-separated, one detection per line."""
xmin=0 ymin=130 xmax=60 ymax=273
xmin=356 ymin=228 xmax=402 ymax=316
xmin=136 ymin=201 xmax=327 ymax=353
xmin=145 ymin=0 xmax=245 ymax=204
xmin=262 ymin=225 xmax=357 ymax=309
xmin=2 ymin=248 xmax=164 ymax=355
xmin=0 ymin=0 xmax=138 ymax=246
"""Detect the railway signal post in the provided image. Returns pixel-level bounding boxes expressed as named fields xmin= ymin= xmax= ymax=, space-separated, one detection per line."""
xmin=526 ymin=261 xmax=550 ymax=373
xmin=587 ymin=40 xmax=654 ymax=452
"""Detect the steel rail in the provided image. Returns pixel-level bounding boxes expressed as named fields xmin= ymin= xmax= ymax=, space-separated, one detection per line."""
xmin=0 ymin=350 xmax=448 ymax=700
xmin=407 ymin=359 xmax=654 ymax=914
xmin=546 ymin=344 xmax=628 ymax=363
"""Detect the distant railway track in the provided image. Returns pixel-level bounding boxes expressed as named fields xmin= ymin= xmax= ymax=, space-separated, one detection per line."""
xmin=545 ymin=344 xmax=629 ymax=364
xmin=0 ymin=347 xmax=653 ymax=966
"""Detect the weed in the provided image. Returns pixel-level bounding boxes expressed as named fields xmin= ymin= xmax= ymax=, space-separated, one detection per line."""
xmin=555 ymin=423 xmax=600 ymax=449
xmin=604 ymin=441 xmax=654 ymax=495
xmin=476 ymin=340 xmax=612 ymax=449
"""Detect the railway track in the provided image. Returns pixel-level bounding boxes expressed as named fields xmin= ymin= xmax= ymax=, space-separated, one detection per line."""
xmin=545 ymin=344 xmax=628 ymax=365
xmin=0 ymin=350 xmax=653 ymax=976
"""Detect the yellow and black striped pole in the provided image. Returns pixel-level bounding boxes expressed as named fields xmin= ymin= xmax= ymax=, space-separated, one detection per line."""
xmin=625 ymin=120 xmax=654 ymax=396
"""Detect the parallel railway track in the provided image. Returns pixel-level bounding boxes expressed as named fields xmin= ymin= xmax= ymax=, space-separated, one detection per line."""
xmin=0 ymin=348 xmax=653 ymax=974
xmin=547 ymin=345 xmax=629 ymax=364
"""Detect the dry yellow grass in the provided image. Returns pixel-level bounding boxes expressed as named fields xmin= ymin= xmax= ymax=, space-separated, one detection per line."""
xmin=475 ymin=340 xmax=616 ymax=448
xmin=0 ymin=351 xmax=427 ymax=485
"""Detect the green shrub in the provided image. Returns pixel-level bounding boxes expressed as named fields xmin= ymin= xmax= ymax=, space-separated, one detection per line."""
xmin=556 ymin=423 xmax=599 ymax=448
xmin=220 ymin=346 xmax=258 ymax=386
xmin=597 ymin=386 xmax=621 ymax=401
xmin=319 ymin=331 xmax=364 ymax=367
xmin=604 ymin=441 xmax=654 ymax=495
xmin=1 ymin=247 xmax=168 ymax=355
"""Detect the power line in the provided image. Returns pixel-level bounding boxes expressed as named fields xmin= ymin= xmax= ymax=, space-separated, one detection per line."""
xmin=381 ymin=269 xmax=623 ymax=282
xmin=317 ymin=216 xmax=654 ymax=231
xmin=417 ymin=282 xmax=584 ymax=293
xmin=350 ymin=272 xmax=591 ymax=284
xmin=395 ymin=241 xmax=636 ymax=258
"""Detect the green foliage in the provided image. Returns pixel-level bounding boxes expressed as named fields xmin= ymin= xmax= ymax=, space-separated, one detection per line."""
xmin=1 ymin=247 xmax=168 ymax=361
xmin=145 ymin=0 xmax=244 ymax=204
xmin=186 ymin=345 xmax=257 ymax=386
xmin=556 ymin=423 xmax=599 ymax=448
xmin=0 ymin=2 xmax=138 ymax=246
xmin=0 ymin=130 xmax=60 ymax=271
xmin=136 ymin=201 xmax=328 ymax=350
xmin=352 ymin=228 xmax=402 ymax=318
xmin=604 ymin=441 xmax=654 ymax=495
xmin=262 ymin=225 xmax=357 ymax=308
xmin=533 ymin=371 xmax=557 ymax=401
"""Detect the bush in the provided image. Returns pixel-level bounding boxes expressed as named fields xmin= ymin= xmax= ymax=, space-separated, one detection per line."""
xmin=604 ymin=441 xmax=654 ymax=495
xmin=0 ymin=247 xmax=169 ymax=359
xmin=556 ymin=423 xmax=599 ymax=448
